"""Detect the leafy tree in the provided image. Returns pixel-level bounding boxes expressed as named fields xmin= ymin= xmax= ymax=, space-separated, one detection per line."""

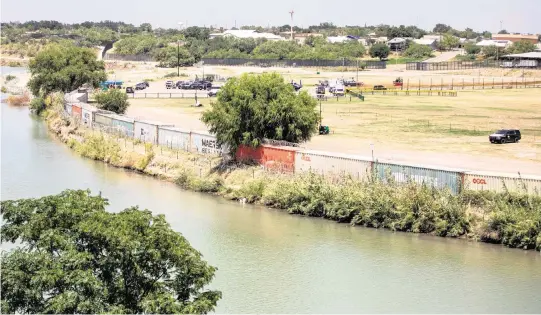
xmin=369 ymin=43 xmax=390 ymax=60
xmin=433 ymin=23 xmax=452 ymax=34
xmin=482 ymin=31 xmax=492 ymax=39
xmin=95 ymin=88 xmax=130 ymax=114
xmin=153 ymin=46 xmax=195 ymax=67
xmin=441 ymin=34 xmax=460 ymax=50
xmin=139 ymin=22 xmax=153 ymax=32
xmin=1 ymin=190 xmax=221 ymax=314
xmin=498 ymin=29 xmax=509 ymax=34
xmin=507 ymin=40 xmax=536 ymax=54
xmin=403 ymin=43 xmax=434 ymax=59
xmin=201 ymin=73 xmax=319 ymax=153
xmin=482 ymin=45 xmax=505 ymax=59
xmin=27 ymin=44 xmax=106 ymax=96
xmin=464 ymin=43 xmax=481 ymax=54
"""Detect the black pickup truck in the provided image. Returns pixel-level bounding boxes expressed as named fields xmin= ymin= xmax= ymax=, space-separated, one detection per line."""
xmin=489 ymin=129 xmax=521 ymax=144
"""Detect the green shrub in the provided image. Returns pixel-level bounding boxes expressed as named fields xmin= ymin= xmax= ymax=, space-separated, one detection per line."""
xmin=29 ymin=96 xmax=46 ymax=114
xmin=95 ymin=88 xmax=129 ymax=114
xmin=5 ymin=74 xmax=16 ymax=82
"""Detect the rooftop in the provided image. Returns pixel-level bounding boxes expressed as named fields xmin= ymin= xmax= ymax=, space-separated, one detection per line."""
xmin=492 ymin=34 xmax=539 ymax=40
xmin=503 ymin=52 xmax=541 ymax=59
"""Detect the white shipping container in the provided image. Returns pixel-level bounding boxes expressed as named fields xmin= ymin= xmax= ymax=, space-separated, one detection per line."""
xmin=295 ymin=150 xmax=373 ymax=180
xmin=158 ymin=127 xmax=191 ymax=151
xmin=464 ymin=171 xmax=541 ymax=195
xmin=65 ymin=102 xmax=72 ymax=115
xmin=94 ymin=112 xmax=113 ymax=127
xmin=190 ymin=132 xmax=227 ymax=155
xmin=134 ymin=120 xmax=174 ymax=144
xmin=80 ymin=103 xmax=97 ymax=128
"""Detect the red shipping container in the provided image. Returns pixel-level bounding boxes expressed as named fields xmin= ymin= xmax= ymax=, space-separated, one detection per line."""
xmin=236 ymin=145 xmax=263 ymax=162
xmin=71 ymin=104 xmax=82 ymax=120
xmin=260 ymin=145 xmax=298 ymax=172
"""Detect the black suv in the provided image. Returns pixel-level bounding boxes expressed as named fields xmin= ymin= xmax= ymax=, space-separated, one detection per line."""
xmin=489 ymin=129 xmax=521 ymax=144
xmin=373 ymin=85 xmax=387 ymax=90
xmin=135 ymin=82 xmax=147 ymax=90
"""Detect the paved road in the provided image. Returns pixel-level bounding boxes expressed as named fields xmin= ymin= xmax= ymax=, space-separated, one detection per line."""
xmin=424 ymin=50 xmax=463 ymax=63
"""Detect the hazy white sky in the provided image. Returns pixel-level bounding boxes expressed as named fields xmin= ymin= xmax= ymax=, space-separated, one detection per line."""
xmin=2 ymin=0 xmax=540 ymax=33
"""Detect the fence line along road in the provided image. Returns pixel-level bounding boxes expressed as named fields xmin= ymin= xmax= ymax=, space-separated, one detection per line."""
xmin=407 ymin=60 xmax=541 ymax=71
xmin=127 ymin=92 xmax=212 ymax=99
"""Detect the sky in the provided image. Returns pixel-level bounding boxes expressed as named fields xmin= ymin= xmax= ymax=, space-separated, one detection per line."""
xmin=1 ymin=0 xmax=540 ymax=33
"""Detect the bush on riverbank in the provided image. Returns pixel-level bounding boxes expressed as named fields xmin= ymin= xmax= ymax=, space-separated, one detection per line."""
xmin=6 ymin=92 xmax=30 ymax=106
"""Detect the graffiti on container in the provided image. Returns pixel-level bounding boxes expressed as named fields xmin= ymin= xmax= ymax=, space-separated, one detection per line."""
xmin=301 ymin=154 xmax=311 ymax=162
xmin=201 ymin=138 xmax=222 ymax=154
xmin=82 ymin=112 xmax=91 ymax=125
xmin=472 ymin=178 xmax=487 ymax=184
xmin=391 ymin=172 xmax=439 ymax=187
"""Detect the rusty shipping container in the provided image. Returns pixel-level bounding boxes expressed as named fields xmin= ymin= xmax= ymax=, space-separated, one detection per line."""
xmin=464 ymin=171 xmax=541 ymax=195
xmin=236 ymin=145 xmax=263 ymax=162
xmin=134 ymin=120 xmax=174 ymax=144
xmin=259 ymin=145 xmax=298 ymax=172
xmin=190 ymin=132 xmax=228 ymax=155
xmin=375 ymin=161 xmax=463 ymax=194
xmin=158 ymin=127 xmax=191 ymax=151
xmin=71 ymin=104 xmax=82 ymax=121
xmin=295 ymin=150 xmax=373 ymax=180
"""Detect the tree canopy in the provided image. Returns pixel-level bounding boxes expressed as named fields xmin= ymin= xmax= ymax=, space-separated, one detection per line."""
xmin=507 ymin=40 xmax=537 ymax=54
xmin=1 ymin=190 xmax=221 ymax=314
xmin=95 ymin=88 xmax=130 ymax=114
xmin=403 ymin=43 xmax=434 ymax=59
xmin=201 ymin=73 xmax=319 ymax=153
xmin=27 ymin=44 xmax=106 ymax=96
xmin=369 ymin=43 xmax=390 ymax=60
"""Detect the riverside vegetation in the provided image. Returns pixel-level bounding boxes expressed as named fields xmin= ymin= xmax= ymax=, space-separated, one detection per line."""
xmin=42 ymin=97 xmax=541 ymax=251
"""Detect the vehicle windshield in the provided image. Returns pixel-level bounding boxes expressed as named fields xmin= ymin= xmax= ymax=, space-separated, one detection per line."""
xmin=495 ymin=130 xmax=507 ymax=134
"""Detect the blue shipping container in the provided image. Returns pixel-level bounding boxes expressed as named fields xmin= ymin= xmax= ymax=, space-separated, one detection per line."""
xmin=375 ymin=162 xmax=461 ymax=194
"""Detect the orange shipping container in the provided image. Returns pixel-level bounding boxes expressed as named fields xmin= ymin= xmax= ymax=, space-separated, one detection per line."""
xmin=236 ymin=145 xmax=263 ymax=162
xmin=71 ymin=104 xmax=82 ymax=120
xmin=260 ymin=145 xmax=298 ymax=172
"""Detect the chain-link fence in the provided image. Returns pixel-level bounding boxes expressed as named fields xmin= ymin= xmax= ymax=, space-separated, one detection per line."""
xmin=201 ymin=58 xmax=387 ymax=69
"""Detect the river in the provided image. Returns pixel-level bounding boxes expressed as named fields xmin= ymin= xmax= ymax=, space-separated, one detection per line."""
xmin=1 ymin=87 xmax=541 ymax=313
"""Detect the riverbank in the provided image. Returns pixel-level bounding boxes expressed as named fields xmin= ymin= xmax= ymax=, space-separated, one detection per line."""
xmin=44 ymin=101 xmax=541 ymax=251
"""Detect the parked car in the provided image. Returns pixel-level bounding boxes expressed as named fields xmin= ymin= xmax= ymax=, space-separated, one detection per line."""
xmin=208 ymin=86 xmax=221 ymax=97
xmin=290 ymin=80 xmax=302 ymax=91
xmin=175 ymin=81 xmax=185 ymax=89
xmin=316 ymin=85 xmax=326 ymax=94
xmin=125 ymin=87 xmax=134 ymax=94
xmin=142 ymin=81 xmax=150 ymax=87
xmin=333 ymin=85 xmax=345 ymax=96
xmin=343 ymin=79 xmax=357 ymax=87
xmin=373 ymin=85 xmax=387 ymax=90
xmin=179 ymin=81 xmax=192 ymax=89
xmin=489 ymin=129 xmax=521 ymax=144
xmin=165 ymin=81 xmax=175 ymax=89
xmin=135 ymin=82 xmax=147 ymax=90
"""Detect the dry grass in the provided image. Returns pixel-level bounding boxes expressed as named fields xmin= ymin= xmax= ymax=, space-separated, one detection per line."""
xmin=6 ymin=92 xmax=30 ymax=106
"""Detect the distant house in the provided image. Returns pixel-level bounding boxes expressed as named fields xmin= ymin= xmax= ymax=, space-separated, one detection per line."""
xmin=492 ymin=34 xmax=539 ymax=44
xmin=535 ymin=43 xmax=541 ymax=52
xmin=501 ymin=51 xmax=541 ymax=68
xmin=422 ymin=34 xmax=443 ymax=42
xmin=476 ymin=39 xmax=512 ymax=48
xmin=388 ymin=37 xmax=409 ymax=51
xmin=327 ymin=36 xmax=354 ymax=44
xmin=280 ymin=32 xmax=324 ymax=44
xmin=413 ymin=38 xmax=438 ymax=50
xmin=210 ymin=30 xmax=284 ymax=41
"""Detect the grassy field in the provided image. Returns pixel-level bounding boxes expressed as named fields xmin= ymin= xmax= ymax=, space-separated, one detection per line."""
xmin=126 ymin=88 xmax=541 ymax=173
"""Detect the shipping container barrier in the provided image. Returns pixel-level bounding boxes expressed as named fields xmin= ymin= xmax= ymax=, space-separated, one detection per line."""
xmin=463 ymin=171 xmax=541 ymax=195
xmin=127 ymin=93 xmax=211 ymax=99
xmin=110 ymin=114 xmax=135 ymax=138
xmin=295 ymin=150 xmax=373 ymax=180
xmin=374 ymin=161 xmax=462 ymax=195
xmin=158 ymin=126 xmax=191 ymax=152
xmin=191 ymin=132 xmax=228 ymax=156
xmin=134 ymin=120 xmax=174 ymax=144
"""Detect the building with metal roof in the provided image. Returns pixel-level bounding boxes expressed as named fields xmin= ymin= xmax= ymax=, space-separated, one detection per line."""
xmin=209 ymin=30 xmax=284 ymax=41
xmin=492 ymin=34 xmax=539 ymax=44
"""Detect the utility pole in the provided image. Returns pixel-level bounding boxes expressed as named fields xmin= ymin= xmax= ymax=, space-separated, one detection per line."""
xmin=289 ymin=10 xmax=294 ymax=41
xmin=177 ymin=22 xmax=184 ymax=77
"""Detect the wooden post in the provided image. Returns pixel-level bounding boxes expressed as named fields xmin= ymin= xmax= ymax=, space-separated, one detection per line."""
xmin=451 ymin=78 xmax=454 ymax=90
